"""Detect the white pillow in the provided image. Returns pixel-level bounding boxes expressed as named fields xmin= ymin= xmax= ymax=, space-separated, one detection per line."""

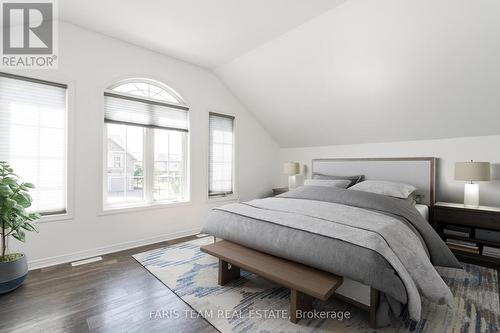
xmin=304 ymin=179 xmax=351 ymax=189
xmin=349 ymin=180 xmax=417 ymax=199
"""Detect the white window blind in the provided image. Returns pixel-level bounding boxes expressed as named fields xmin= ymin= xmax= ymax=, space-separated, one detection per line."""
xmin=104 ymin=92 xmax=189 ymax=132
xmin=0 ymin=73 xmax=68 ymax=215
xmin=209 ymin=113 xmax=234 ymax=197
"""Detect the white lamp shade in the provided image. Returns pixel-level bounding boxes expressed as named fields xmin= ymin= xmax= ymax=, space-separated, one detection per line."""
xmin=283 ymin=162 xmax=300 ymax=175
xmin=455 ymin=161 xmax=490 ymax=181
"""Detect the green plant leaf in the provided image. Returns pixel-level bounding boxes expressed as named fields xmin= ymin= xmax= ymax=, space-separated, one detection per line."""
xmin=14 ymin=192 xmax=32 ymax=208
xmin=28 ymin=212 xmax=41 ymax=220
xmin=13 ymin=192 xmax=32 ymax=204
xmin=4 ymin=198 xmax=17 ymax=209
xmin=16 ymin=209 xmax=30 ymax=219
xmin=0 ymin=184 xmax=13 ymax=197
xmin=0 ymin=164 xmax=39 ymax=247
xmin=2 ymin=177 xmax=18 ymax=186
xmin=21 ymin=222 xmax=38 ymax=232
xmin=13 ymin=203 xmax=26 ymax=213
xmin=12 ymin=230 xmax=26 ymax=242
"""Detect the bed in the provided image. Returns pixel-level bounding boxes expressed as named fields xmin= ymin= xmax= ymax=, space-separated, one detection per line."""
xmin=201 ymin=157 xmax=461 ymax=326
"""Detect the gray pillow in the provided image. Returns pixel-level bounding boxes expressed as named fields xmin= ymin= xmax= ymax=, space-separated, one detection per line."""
xmin=304 ymin=179 xmax=351 ymax=189
xmin=312 ymin=173 xmax=364 ymax=188
xmin=404 ymin=193 xmax=424 ymax=205
xmin=349 ymin=180 xmax=417 ymax=199
xmin=402 ymin=193 xmax=418 ymax=206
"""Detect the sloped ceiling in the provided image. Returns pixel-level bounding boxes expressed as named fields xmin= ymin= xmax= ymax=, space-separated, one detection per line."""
xmin=216 ymin=0 xmax=500 ymax=147
xmin=60 ymin=0 xmax=500 ymax=148
xmin=59 ymin=0 xmax=343 ymax=68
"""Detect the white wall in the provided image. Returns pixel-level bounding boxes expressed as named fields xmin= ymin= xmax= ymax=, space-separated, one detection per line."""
xmin=6 ymin=23 xmax=279 ymax=269
xmin=280 ymin=135 xmax=500 ymax=207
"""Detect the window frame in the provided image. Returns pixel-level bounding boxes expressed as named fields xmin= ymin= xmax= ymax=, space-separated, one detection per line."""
xmin=101 ymin=78 xmax=190 ymax=212
xmin=0 ymin=72 xmax=75 ymax=223
xmin=207 ymin=111 xmax=237 ymax=201
xmin=107 ymin=78 xmax=185 ymax=106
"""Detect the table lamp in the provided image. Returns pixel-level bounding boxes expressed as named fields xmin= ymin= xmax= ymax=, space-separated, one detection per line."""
xmin=455 ymin=161 xmax=490 ymax=207
xmin=283 ymin=162 xmax=300 ymax=189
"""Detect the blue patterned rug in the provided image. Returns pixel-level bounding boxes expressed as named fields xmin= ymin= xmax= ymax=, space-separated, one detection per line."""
xmin=133 ymin=237 xmax=500 ymax=332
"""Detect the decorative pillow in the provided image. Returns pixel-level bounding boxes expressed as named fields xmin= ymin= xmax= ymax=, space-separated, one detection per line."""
xmin=400 ymin=193 xmax=426 ymax=206
xmin=312 ymin=174 xmax=364 ymax=187
xmin=403 ymin=193 xmax=418 ymax=205
xmin=304 ymin=179 xmax=351 ymax=189
xmin=349 ymin=180 xmax=417 ymax=199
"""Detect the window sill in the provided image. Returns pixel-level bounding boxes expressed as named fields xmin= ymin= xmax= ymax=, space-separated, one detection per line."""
xmin=207 ymin=194 xmax=239 ymax=203
xmin=38 ymin=212 xmax=74 ymax=223
xmin=100 ymin=200 xmax=191 ymax=216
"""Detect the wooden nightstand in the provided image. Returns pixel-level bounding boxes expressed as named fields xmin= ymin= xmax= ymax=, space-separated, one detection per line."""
xmin=434 ymin=202 xmax=500 ymax=267
xmin=272 ymin=187 xmax=289 ymax=196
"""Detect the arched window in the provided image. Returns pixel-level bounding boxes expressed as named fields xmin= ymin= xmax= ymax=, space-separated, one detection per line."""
xmin=103 ymin=78 xmax=189 ymax=209
xmin=109 ymin=79 xmax=185 ymax=105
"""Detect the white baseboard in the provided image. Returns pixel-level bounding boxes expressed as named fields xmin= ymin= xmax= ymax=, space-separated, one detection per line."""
xmin=28 ymin=228 xmax=202 ymax=270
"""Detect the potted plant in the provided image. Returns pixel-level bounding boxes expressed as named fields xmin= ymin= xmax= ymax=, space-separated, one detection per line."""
xmin=0 ymin=161 xmax=39 ymax=294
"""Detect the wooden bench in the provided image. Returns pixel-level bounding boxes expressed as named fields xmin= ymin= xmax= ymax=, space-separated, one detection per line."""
xmin=200 ymin=240 xmax=343 ymax=324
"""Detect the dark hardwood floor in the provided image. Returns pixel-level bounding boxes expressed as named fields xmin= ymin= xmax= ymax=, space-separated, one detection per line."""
xmin=0 ymin=235 xmax=218 ymax=333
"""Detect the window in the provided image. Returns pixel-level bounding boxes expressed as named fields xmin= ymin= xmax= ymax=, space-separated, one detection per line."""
xmin=104 ymin=79 xmax=188 ymax=209
xmin=208 ymin=113 xmax=234 ymax=197
xmin=0 ymin=73 xmax=68 ymax=215
xmin=113 ymin=156 xmax=122 ymax=168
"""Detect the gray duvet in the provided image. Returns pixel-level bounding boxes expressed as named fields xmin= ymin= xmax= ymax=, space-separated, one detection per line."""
xmin=201 ymin=186 xmax=461 ymax=324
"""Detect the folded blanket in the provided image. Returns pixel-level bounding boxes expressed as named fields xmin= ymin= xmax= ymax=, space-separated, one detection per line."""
xmin=280 ymin=186 xmax=460 ymax=269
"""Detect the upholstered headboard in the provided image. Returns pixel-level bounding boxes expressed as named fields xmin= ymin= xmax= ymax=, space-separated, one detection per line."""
xmin=311 ymin=157 xmax=437 ymax=206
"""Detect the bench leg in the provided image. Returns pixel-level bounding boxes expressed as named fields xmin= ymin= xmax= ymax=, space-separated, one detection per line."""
xmin=218 ymin=259 xmax=240 ymax=286
xmin=289 ymin=289 xmax=314 ymax=324
xmin=369 ymin=287 xmax=379 ymax=328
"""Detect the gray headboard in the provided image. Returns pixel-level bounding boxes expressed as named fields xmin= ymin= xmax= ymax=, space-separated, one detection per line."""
xmin=311 ymin=157 xmax=437 ymax=206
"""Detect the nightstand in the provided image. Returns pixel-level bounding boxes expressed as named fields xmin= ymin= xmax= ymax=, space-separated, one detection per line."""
xmin=434 ymin=202 xmax=500 ymax=267
xmin=272 ymin=187 xmax=289 ymax=196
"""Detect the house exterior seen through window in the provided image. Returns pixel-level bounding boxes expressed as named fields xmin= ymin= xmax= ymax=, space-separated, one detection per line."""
xmin=103 ymin=79 xmax=189 ymax=209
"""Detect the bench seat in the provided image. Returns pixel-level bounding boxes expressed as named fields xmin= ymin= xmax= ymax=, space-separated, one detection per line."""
xmin=200 ymin=240 xmax=343 ymax=323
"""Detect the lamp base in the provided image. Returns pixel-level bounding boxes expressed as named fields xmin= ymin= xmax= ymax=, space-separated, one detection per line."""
xmin=464 ymin=183 xmax=479 ymax=207
xmin=288 ymin=174 xmax=304 ymax=189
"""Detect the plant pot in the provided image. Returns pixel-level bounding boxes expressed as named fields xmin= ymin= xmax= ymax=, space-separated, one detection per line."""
xmin=0 ymin=253 xmax=28 ymax=294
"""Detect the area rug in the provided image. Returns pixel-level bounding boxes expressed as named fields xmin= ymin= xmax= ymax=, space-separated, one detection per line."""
xmin=133 ymin=237 xmax=500 ymax=332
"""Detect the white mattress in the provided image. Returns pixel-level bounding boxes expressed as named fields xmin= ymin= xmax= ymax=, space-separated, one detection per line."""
xmin=415 ymin=204 xmax=429 ymax=221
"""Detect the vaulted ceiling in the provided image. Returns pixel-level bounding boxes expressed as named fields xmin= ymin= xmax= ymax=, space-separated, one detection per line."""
xmin=59 ymin=0 xmax=343 ymax=68
xmin=216 ymin=0 xmax=500 ymax=147
xmin=61 ymin=0 xmax=500 ymax=148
